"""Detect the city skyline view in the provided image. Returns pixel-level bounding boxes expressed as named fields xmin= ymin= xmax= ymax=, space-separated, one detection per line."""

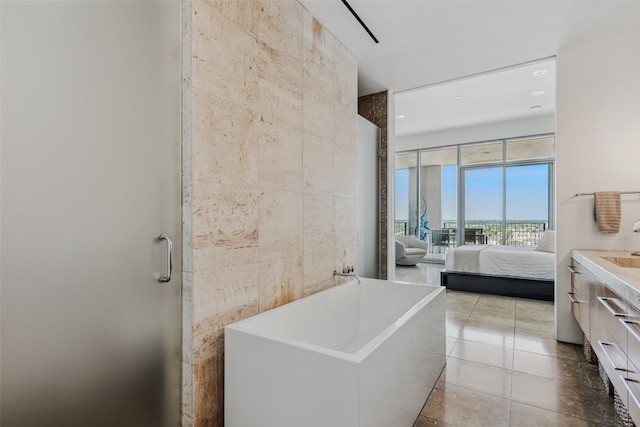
xmin=396 ymin=163 xmax=550 ymax=223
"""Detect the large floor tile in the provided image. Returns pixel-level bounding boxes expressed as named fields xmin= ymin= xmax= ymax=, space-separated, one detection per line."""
xmin=460 ymin=324 xmax=515 ymax=348
xmin=421 ymin=382 xmax=510 ymax=427
xmin=515 ymin=315 xmax=555 ymax=338
xmin=475 ymin=294 xmax=517 ymax=312
xmin=396 ymin=263 xmax=444 ymax=286
xmin=446 ymin=308 xmax=472 ymax=324
xmin=395 ymin=265 xmax=434 ymax=285
xmin=581 ymin=361 xmax=607 ymax=392
xmin=449 ymin=339 xmax=514 ymax=370
xmin=446 ymin=337 xmax=457 ymax=356
xmin=466 ymin=311 xmax=516 ymax=331
xmin=514 ymin=333 xmax=580 ymax=360
xmin=515 ymin=298 xmax=554 ymax=316
xmin=512 ymin=350 xmax=589 ymax=385
xmin=386 ymin=279 xmax=626 ymax=427
xmin=446 ymin=321 xmax=464 ymax=338
xmin=445 ymin=290 xmax=480 ymax=309
xmin=442 ymin=357 xmax=512 ymax=398
xmin=510 ymin=401 xmax=607 ymax=427
xmin=511 ymin=371 xmax=605 ymax=422
xmin=592 ymin=388 xmax=624 ymax=427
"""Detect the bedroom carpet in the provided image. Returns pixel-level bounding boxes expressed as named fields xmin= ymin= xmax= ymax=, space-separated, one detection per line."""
xmin=395 ymin=264 xmax=625 ymax=427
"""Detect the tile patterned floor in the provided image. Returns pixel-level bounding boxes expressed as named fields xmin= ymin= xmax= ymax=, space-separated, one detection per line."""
xmin=394 ymin=263 xmax=625 ymax=427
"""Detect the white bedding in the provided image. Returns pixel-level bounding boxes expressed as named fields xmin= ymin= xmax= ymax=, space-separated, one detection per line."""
xmin=445 ymin=244 xmax=555 ymax=281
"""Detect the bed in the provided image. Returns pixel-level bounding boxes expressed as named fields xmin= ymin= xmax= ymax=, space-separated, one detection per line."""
xmin=440 ymin=242 xmax=555 ymax=301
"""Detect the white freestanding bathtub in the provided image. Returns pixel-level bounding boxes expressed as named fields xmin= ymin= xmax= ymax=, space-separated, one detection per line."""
xmin=224 ymin=278 xmax=446 ymax=427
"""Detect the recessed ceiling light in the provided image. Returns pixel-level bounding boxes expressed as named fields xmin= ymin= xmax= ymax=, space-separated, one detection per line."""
xmin=530 ymin=105 xmax=542 ymax=110
xmin=396 ymin=114 xmax=406 ymax=119
xmin=532 ymin=90 xmax=545 ymax=96
xmin=532 ymin=69 xmax=548 ymax=76
xmin=455 ymin=95 xmax=462 ymax=99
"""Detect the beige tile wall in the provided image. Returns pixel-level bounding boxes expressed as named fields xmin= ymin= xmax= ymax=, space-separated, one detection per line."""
xmin=182 ymin=1 xmax=358 ymax=425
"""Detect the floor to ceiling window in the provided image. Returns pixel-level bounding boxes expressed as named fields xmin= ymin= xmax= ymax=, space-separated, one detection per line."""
xmin=394 ymin=134 xmax=554 ymax=262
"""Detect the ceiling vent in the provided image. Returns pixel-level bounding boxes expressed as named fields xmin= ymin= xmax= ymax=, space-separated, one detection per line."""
xmin=341 ymin=0 xmax=379 ymax=44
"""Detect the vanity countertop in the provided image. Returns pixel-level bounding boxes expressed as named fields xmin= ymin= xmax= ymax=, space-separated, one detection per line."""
xmin=572 ymin=249 xmax=640 ymax=309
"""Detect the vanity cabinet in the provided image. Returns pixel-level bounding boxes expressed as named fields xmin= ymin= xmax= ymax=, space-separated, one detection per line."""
xmin=569 ymin=260 xmax=595 ymax=341
xmin=570 ymin=258 xmax=640 ymax=424
xmin=590 ymin=279 xmax=609 ymax=350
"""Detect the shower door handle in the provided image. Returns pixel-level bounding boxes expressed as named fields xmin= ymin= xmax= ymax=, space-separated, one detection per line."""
xmin=159 ymin=234 xmax=173 ymax=283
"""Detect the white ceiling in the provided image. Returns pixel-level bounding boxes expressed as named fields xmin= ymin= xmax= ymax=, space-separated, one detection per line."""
xmin=298 ymin=0 xmax=640 ymax=136
xmin=394 ymin=58 xmax=555 ymax=136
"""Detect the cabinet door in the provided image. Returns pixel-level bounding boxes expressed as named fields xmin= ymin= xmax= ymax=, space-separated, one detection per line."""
xmin=600 ymin=288 xmax=628 ymax=354
xmin=592 ymin=279 xmax=628 ymax=356
xmin=590 ymin=279 xmax=608 ymax=348
xmin=623 ymin=360 xmax=640 ymax=426
xmin=569 ymin=260 xmax=593 ymax=340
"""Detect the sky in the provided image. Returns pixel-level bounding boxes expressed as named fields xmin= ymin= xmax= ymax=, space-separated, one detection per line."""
xmin=395 ymin=164 xmax=549 ymax=222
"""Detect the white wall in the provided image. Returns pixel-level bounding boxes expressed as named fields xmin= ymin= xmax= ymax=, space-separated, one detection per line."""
xmin=396 ymin=114 xmax=555 ymax=152
xmin=556 ymin=29 xmax=640 ymax=343
xmin=358 ymin=116 xmax=380 ymax=278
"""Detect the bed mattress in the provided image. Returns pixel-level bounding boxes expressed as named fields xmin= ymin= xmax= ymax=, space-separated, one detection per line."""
xmin=445 ymin=244 xmax=555 ymax=281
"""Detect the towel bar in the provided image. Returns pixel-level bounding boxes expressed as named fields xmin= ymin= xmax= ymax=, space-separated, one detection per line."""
xmin=575 ymin=191 xmax=640 ymax=197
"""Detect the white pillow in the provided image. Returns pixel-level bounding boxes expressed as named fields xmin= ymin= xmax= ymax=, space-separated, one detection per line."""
xmin=535 ymin=230 xmax=555 ymax=253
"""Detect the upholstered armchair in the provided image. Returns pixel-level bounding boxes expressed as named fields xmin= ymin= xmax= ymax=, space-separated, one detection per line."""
xmin=395 ymin=235 xmax=429 ymax=266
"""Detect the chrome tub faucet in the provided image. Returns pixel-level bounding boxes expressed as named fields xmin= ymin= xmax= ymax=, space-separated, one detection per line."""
xmin=333 ymin=266 xmax=361 ymax=285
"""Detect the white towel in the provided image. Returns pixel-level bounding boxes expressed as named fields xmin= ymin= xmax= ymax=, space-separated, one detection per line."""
xmin=594 ymin=191 xmax=621 ymax=233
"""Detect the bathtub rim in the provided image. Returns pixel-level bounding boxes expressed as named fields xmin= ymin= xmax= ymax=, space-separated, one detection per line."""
xmin=225 ymin=279 xmax=445 ymax=364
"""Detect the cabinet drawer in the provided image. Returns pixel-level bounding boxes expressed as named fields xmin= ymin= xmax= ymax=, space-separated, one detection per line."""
xmin=597 ymin=338 xmax=628 ymax=400
xmin=624 ymin=360 xmax=640 ymax=425
xmin=622 ymin=317 xmax=640 ymax=371
xmin=568 ymin=288 xmax=582 ymax=327
xmin=597 ymin=293 xmax=628 ymax=352
xmin=569 ymin=261 xmax=591 ymax=339
xmin=590 ymin=280 xmax=608 ymax=346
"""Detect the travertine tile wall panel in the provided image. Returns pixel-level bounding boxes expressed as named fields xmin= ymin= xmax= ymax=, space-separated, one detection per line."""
xmin=335 ymin=144 xmax=357 ymax=198
xmin=258 ymin=1 xmax=303 ymax=61
xmin=256 ymin=121 xmax=303 ymax=192
xmin=192 ymin=333 xmax=224 ymax=427
xmin=303 ymin=249 xmax=335 ymax=296
xmin=184 ymin=1 xmax=357 ymax=425
xmin=258 ymin=189 xmax=303 ymax=261
xmin=303 ymin=132 xmax=334 ymax=195
xmin=335 ymin=197 xmax=358 ymax=249
xmin=258 ymin=255 xmax=304 ymax=311
xmin=303 ymin=193 xmax=336 ymax=255
xmin=192 ymin=3 xmax=258 ymax=110
xmin=302 ymin=57 xmax=335 ymax=137
xmin=335 ymin=111 xmax=358 ymax=151
xmin=208 ymin=0 xmax=261 ymax=34
xmin=256 ymin=45 xmax=304 ymax=193
xmin=256 ymin=51 xmax=302 ymax=128
xmin=336 ymin=246 xmax=358 ymax=277
xmin=334 ymin=43 xmax=358 ymax=153
xmin=192 ymin=266 xmax=259 ymax=330
xmin=302 ymin=11 xmax=334 ymax=71
xmin=192 ymin=89 xmax=258 ymax=186
xmin=191 ymin=182 xmax=259 ymax=271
